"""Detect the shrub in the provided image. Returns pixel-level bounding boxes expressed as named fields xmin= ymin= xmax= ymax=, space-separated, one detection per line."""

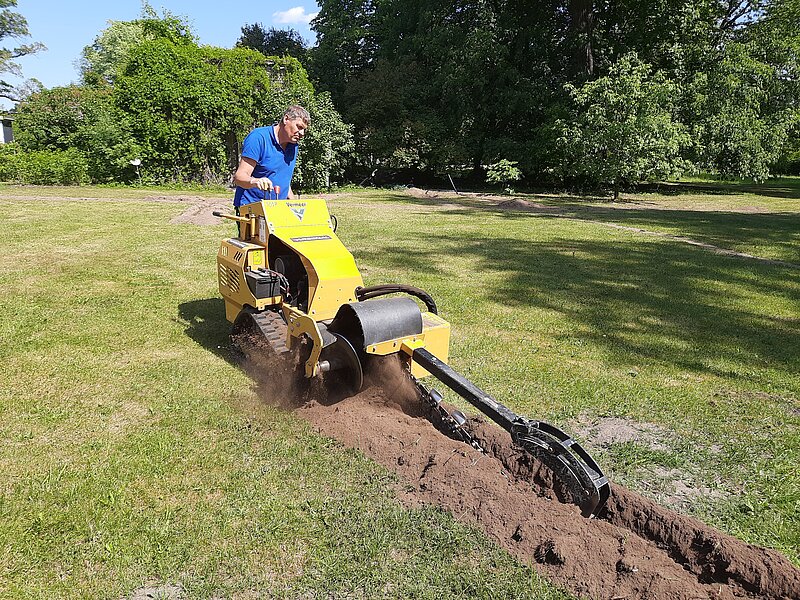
xmin=0 ymin=145 xmax=89 ymax=185
xmin=14 ymin=86 xmax=140 ymax=183
xmin=114 ymin=42 xmax=314 ymax=184
xmin=485 ymin=159 xmax=522 ymax=193
xmin=296 ymin=92 xmax=354 ymax=191
xmin=555 ymin=53 xmax=689 ymax=199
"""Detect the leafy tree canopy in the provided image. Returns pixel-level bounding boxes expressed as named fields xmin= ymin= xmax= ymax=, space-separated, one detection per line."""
xmin=78 ymin=1 xmax=195 ymax=84
xmin=236 ymin=23 xmax=307 ymax=62
xmin=0 ymin=0 xmax=45 ymax=101
xmin=556 ymin=54 xmax=689 ymax=198
xmin=112 ymin=39 xmax=350 ymax=189
xmin=311 ymin=0 xmax=800 ymax=183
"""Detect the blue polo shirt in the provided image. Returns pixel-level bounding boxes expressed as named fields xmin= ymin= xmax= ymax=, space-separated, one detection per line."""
xmin=234 ymin=125 xmax=298 ymax=207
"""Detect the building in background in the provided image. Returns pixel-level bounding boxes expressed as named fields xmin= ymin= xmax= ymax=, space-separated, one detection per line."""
xmin=0 ymin=115 xmax=14 ymax=143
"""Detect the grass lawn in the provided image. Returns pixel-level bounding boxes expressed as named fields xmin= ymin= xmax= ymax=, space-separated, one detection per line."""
xmin=0 ymin=181 xmax=797 ymax=597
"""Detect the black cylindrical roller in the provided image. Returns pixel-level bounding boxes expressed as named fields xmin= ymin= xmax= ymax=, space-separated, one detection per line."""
xmin=328 ymin=297 xmax=423 ymax=350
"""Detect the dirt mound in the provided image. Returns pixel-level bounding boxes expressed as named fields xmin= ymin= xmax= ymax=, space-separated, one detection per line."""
xmin=291 ymin=374 xmax=800 ymax=600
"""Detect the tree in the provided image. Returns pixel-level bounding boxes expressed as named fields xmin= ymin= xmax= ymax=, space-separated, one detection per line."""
xmin=312 ymin=0 xmax=563 ymax=178
xmin=309 ymin=0 xmax=379 ymax=103
xmin=0 ymin=0 xmax=45 ymax=102
xmin=686 ymin=41 xmax=794 ymax=180
xmin=296 ymin=92 xmax=354 ymax=189
xmin=78 ymin=3 xmax=195 ymax=84
xmin=485 ymin=159 xmax=522 ymax=193
xmin=568 ymin=0 xmax=595 ymax=77
xmin=113 ymin=39 xmax=352 ymax=187
xmin=236 ymin=24 xmax=307 ymax=62
xmin=78 ymin=21 xmax=145 ymax=85
xmin=555 ymin=54 xmax=689 ymax=199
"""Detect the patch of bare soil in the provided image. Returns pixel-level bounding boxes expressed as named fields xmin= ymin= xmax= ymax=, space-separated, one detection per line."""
xmin=125 ymin=583 xmax=184 ymax=600
xmin=286 ymin=361 xmax=800 ymax=600
xmin=143 ymin=194 xmax=215 ymax=204
xmin=167 ymin=197 xmax=231 ymax=225
xmin=572 ymin=416 xmax=670 ymax=451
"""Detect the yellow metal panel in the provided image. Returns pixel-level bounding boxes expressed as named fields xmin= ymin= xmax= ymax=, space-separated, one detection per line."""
xmin=362 ymin=311 xmax=451 ymax=379
xmin=224 ymin=299 xmax=242 ymax=323
xmin=281 ymin=305 xmax=324 ymax=377
xmin=412 ymin=313 xmax=450 ymax=378
xmin=217 ymin=238 xmax=263 ymax=322
xmin=239 ymin=199 xmax=364 ymax=320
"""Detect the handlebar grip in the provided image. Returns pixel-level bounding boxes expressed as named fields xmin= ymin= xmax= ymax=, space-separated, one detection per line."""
xmin=262 ymin=185 xmax=282 ymax=201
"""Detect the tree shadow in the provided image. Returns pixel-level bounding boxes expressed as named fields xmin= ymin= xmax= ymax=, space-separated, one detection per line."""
xmin=643 ymin=179 xmax=800 ymax=200
xmin=400 ymin=233 xmax=800 ymax=386
xmin=557 ymin=207 xmax=799 ymax=263
xmin=383 ymin=191 xmax=800 ymax=264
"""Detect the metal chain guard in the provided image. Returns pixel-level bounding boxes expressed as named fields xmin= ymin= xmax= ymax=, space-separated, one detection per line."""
xmin=511 ymin=419 xmax=610 ymax=518
xmin=408 ymin=369 xmax=610 ymax=519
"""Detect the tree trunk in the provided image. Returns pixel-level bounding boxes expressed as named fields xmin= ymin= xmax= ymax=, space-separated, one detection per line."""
xmin=569 ymin=0 xmax=594 ymax=77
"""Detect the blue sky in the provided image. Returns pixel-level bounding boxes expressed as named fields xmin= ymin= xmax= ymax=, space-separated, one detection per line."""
xmin=5 ymin=1 xmax=321 ymax=108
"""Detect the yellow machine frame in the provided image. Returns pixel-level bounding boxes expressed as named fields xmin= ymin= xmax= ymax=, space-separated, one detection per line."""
xmin=216 ymin=198 xmax=450 ymax=378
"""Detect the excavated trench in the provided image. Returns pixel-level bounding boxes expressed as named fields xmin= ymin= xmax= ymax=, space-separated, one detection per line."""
xmin=265 ymin=357 xmax=800 ymax=600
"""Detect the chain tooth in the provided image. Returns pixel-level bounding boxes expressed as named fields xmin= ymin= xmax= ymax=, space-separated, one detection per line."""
xmin=408 ymin=371 xmax=486 ymax=454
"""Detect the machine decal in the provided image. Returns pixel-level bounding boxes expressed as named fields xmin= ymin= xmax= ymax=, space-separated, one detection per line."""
xmin=286 ymin=202 xmax=307 ymax=221
xmin=291 ymin=235 xmax=332 ymax=242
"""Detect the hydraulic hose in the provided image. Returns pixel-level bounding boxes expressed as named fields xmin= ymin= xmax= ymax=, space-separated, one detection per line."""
xmin=355 ymin=284 xmax=438 ymax=314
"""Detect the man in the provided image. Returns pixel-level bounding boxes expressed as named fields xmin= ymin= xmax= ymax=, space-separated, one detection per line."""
xmin=233 ymin=105 xmax=310 ymax=209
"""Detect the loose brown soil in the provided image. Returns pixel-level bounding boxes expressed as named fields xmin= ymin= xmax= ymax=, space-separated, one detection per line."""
xmin=278 ymin=359 xmax=800 ymax=600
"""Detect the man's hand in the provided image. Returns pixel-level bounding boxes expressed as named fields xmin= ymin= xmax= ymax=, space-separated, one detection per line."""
xmin=249 ymin=177 xmax=274 ymax=191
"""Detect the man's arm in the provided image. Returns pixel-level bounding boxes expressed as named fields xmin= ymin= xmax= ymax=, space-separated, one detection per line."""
xmin=233 ymin=157 xmax=274 ymax=191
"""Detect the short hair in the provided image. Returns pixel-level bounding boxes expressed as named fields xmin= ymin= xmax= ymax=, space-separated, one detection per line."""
xmin=284 ymin=105 xmax=310 ymax=126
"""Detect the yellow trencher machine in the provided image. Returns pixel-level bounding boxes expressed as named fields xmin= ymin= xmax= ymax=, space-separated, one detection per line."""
xmin=214 ymin=196 xmax=610 ymax=518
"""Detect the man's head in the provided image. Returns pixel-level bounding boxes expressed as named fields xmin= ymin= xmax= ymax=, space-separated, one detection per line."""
xmin=281 ymin=105 xmax=310 ymax=144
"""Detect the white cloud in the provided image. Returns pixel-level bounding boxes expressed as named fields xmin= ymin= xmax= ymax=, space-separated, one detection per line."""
xmin=273 ymin=7 xmax=319 ymax=25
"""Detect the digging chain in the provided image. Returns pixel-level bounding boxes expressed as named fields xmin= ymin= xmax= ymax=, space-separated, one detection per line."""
xmin=408 ymin=372 xmax=485 ymax=453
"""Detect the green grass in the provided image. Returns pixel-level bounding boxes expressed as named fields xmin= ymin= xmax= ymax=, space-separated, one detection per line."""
xmin=0 ymin=183 xmax=798 ymax=597
xmin=0 ymin=193 xmax=572 ymax=599
xmin=523 ymin=177 xmax=800 ymax=263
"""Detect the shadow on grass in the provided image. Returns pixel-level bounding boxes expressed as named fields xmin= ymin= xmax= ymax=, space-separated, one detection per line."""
xmin=178 ymin=297 xmax=235 ymax=365
xmin=385 ymin=192 xmax=800 ymax=264
xmin=644 ymin=178 xmax=800 ymax=200
xmin=409 ymin=233 xmax=800 ymax=384
xmin=555 ymin=207 xmax=800 ymax=263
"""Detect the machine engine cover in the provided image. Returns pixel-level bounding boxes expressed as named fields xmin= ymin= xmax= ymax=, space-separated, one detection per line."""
xmin=328 ymin=297 xmax=423 ymax=350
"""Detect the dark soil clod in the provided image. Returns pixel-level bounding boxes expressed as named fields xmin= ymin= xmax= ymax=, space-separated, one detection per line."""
xmin=535 ymin=540 xmax=566 ymax=565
